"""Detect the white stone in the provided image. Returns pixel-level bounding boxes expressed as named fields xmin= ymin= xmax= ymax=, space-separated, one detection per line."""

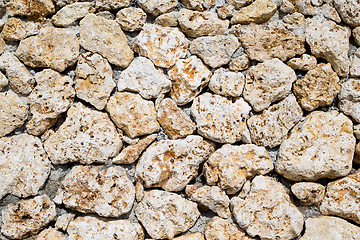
xmin=52 ymin=2 xmax=95 ymax=27
xmin=229 ymin=54 xmax=250 ymax=71
xmin=287 ymin=54 xmax=317 ymax=71
xmin=55 ymin=213 xmax=75 ymax=231
xmin=291 ymin=182 xmax=325 ymax=206
xmin=2 ymin=17 xmax=41 ymax=41
xmin=350 ymin=49 xmax=360 ymax=77
xmin=334 ymin=0 xmax=360 ymax=27
xmin=354 ymin=27 xmax=360 ymax=45
xmin=174 ymin=233 xmax=205 ymax=240
xmin=182 ymin=0 xmax=215 ymax=11
xmin=231 ymin=0 xmax=277 ymax=24
xmin=36 ymin=228 xmax=66 ymax=240
xmin=209 ymin=68 xmax=244 ymax=97
xmin=95 ymin=0 xmax=131 ymax=10
xmin=339 ymin=78 xmax=360 ymax=123
xmin=138 ymin=0 xmax=178 ymax=16
xmin=116 ymin=7 xmax=147 ymax=32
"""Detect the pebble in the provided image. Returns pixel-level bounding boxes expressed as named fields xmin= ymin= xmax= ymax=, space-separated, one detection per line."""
xmin=51 ymin=2 xmax=95 ymax=27
xmin=338 ymin=78 xmax=360 ymax=123
xmin=291 ymin=182 xmax=325 ymax=206
xmin=208 ymin=68 xmax=245 ymax=97
xmin=116 ymin=7 xmax=147 ymax=32
xmin=231 ymin=0 xmax=277 ymax=24
xmin=333 ymin=0 xmax=360 ymax=27
xmin=287 ymin=54 xmax=317 ymax=71
xmin=138 ymin=0 xmax=178 ymax=16
xmin=155 ymin=11 xmax=178 ymax=26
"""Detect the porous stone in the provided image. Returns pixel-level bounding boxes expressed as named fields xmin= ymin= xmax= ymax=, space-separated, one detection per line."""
xmin=2 ymin=17 xmax=41 ymax=41
xmin=44 ymin=102 xmax=122 ymax=165
xmin=209 ymin=68 xmax=245 ymax=97
xmin=216 ymin=2 xmax=235 ymax=19
xmin=231 ymin=0 xmax=277 ymax=24
xmin=291 ymin=182 xmax=325 ymax=206
xmin=276 ymin=110 xmax=355 ymax=181
xmin=106 ymin=92 xmax=160 ymax=138
xmin=95 ymin=0 xmax=131 ymax=10
xmin=135 ymin=135 xmax=214 ymax=191
xmin=117 ymin=57 xmax=172 ymax=99
xmin=135 ymin=190 xmax=200 ymax=239
xmin=333 ymin=0 xmax=360 ymax=27
xmin=182 ymin=0 xmax=215 ymax=11
xmin=287 ymin=54 xmax=317 ymax=71
xmin=51 ymin=2 xmax=95 ymax=27
xmin=247 ymin=94 xmax=303 ymax=148
xmin=0 ymin=72 xmax=7 ymax=90
xmin=174 ymin=233 xmax=205 ymax=240
xmin=229 ymin=54 xmax=250 ymax=71
xmin=55 ymin=213 xmax=75 ymax=231
xmin=285 ymin=0 xmax=317 ymax=15
xmin=205 ymin=217 xmax=249 ymax=240
xmin=243 ymin=58 xmax=297 ymax=112
xmin=7 ymin=0 xmax=55 ymax=19
xmin=168 ymin=56 xmax=212 ymax=105
xmin=227 ymin=0 xmax=253 ymax=9
xmin=355 ymin=142 xmax=360 ymax=164
xmin=138 ymin=0 xmax=177 ymax=16
xmin=75 ymin=52 xmax=115 ymax=110
xmin=134 ymin=24 xmax=189 ymax=68
xmin=1 ymin=195 xmax=56 ymax=239
xmin=189 ymin=35 xmax=240 ymax=68
xmin=36 ymin=228 xmax=66 ymax=240
xmin=80 ymin=13 xmax=133 ymax=67
xmin=350 ymin=49 xmax=360 ymax=77
xmin=155 ymin=11 xmax=178 ymax=26
xmin=231 ymin=176 xmax=304 ymax=240
xmin=203 ymin=144 xmax=273 ymax=194
xmin=178 ymin=9 xmax=230 ymax=38
xmin=321 ymin=3 xmax=342 ymax=23
xmin=354 ymin=125 xmax=360 ymax=139
xmin=54 ymin=165 xmax=135 ymax=217
xmin=339 ymin=79 xmax=360 ymax=123
xmin=27 ymin=69 xmax=75 ymax=136
xmin=116 ymin=7 xmax=147 ymax=31
xmin=191 ymin=92 xmax=251 ymax=143
xmin=354 ymin=27 xmax=360 ymax=45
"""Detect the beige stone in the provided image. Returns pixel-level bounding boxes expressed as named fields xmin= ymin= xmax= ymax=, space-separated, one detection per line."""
xmin=205 ymin=217 xmax=249 ymax=240
xmin=354 ymin=27 xmax=360 ymax=45
xmin=7 ymin=0 xmax=55 ymax=19
xmin=0 ymin=72 xmax=7 ymax=90
xmin=227 ymin=0 xmax=253 ymax=9
xmin=135 ymin=182 xmax=145 ymax=202
xmin=354 ymin=125 xmax=360 ymax=139
xmin=231 ymin=0 xmax=276 ymax=24
xmin=355 ymin=142 xmax=360 ymax=164
xmin=116 ymin=7 xmax=147 ymax=31
xmin=350 ymin=49 xmax=360 ymax=77
xmin=36 ymin=228 xmax=66 ymax=240
xmin=209 ymin=68 xmax=244 ymax=97
xmin=287 ymin=0 xmax=316 ymax=15
xmin=95 ymin=0 xmax=131 ymax=10
xmin=138 ymin=0 xmax=177 ymax=16
xmin=334 ymin=0 xmax=360 ymax=27
xmin=321 ymin=3 xmax=342 ymax=23
xmin=174 ymin=233 xmax=205 ymax=240
xmin=291 ymin=182 xmax=325 ymax=206
xmin=287 ymin=54 xmax=317 ymax=71
xmin=229 ymin=54 xmax=250 ymax=71
xmin=2 ymin=17 xmax=41 ymax=41
xmin=182 ymin=0 xmax=215 ymax=11
xmin=55 ymin=213 xmax=75 ymax=231
xmin=51 ymin=2 xmax=95 ymax=27
xmin=339 ymin=79 xmax=360 ymax=123
xmin=216 ymin=3 xmax=235 ymax=19
xmin=155 ymin=11 xmax=178 ymax=26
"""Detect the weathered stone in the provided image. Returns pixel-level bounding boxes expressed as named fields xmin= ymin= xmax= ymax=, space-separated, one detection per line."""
xmin=333 ymin=0 xmax=360 ymax=27
xmin=135 ymin=182 xmax=145 ymax=202
xmin=189 ymin=35 xmax=240 ymax=68
xmin=191 ymin=93 xmax=251 ymax=143
xmin=0 ymin=91 xmax=28 ymax=137
xmin=231 ymin=176 xmax=304 ymax=240
xmin=7 ymin=0 xmax=55 ymax=19
xmin=350 ymin=49 xmax=360 ymax=77
xmin=354 ymin=125 xmax=360 ymax=139
xmin=216 ymin=3 xmax=235 ymax=19
xmin=134 ymin=24 xmax=189 ymax=68
xmin=205 ymin=217 xmax=249 ymax=240
xmin=227 ymin=0 xmax=253 ymax=9
xmin=286 ymin=0 xmax=316 ymax=15
xmin=27 ymin=69 xmax=75 ymax=136
xmin=247 ymin=94 xmax=303 ymax=148
xmin=44 ymin=102 xmax=122 ymax=164
xmin=157 ymin=98 xmax=196 ymax=139
xmin=339 ymin=79 xmax=360 ymax=123
xmin=135 ymin=135 xmax=214 ymax=191
xmin=135 ymin=190 xmax=200 ymax=239
xmin=55 ymin=213 xmax=75 ymax=231
xmin=155 ymin=11 xmax=178 ymax=26
xmin=67 ymin=216 xmax=144 ymax=240
xmin=355 ymin=142 xmax=360 ymax=165
xmin=36 ymin=228 xmax=66 ymax=240
xmin=2 ymin=17 xmax=41 ymax=41
xmin=320 ymin=170 xmax=360 ymax=224
xmin=243 ymin=58 xmax=296 ymax=112
xmin=168 ymin=56 xmax=212 ymax=105
xmin=51 ymin=2 xmax=95 ymax=27
xmin=116 ymin=7 xmax=147 ymax=31
xmin=106 ymin=92 xmax=160 ymax=138
xmin=178 ymin=9 xmax=229 ymax=38
xmin=354 ymin=27 xmax=360 ymax=45
xmin=204 ymin=144 xmax=273 ymax=194
xmin=209 ymin=68 xmax=244 ymax=97
xmin=306 ymin=17 xmax=350 ymax=77
xmin=276 ymin=111 xmax=355 ymax=181
xmin=229 ymin=54 xmax=250 ymax=71
xmin=291 ymin=182 xmax=325 ymax=206
xmin=54 ymin=165 xmax=135 ymax=217
xmin=138 ymin=0 xmax=177 ymax=16
xmin=0 ymin=72 xmax=7 ymax=90
xmin=75 ymin=52 xmax=115 ymax=110
xmin=231 ymin=0 xmax=276 ymax=24
xmin=1 ymin=195 xmax=56 ymax=239
xmin=287 ymin=54 xmax=317 ymax=71
xmin=321 ymin=3 xmax=342 ymax=23
xmin=95 ymin=0 xmax=131 ymax=10
xmin=80 ymin=13 xmax=133 ymax=67
xmin=174 ymin=233 xmax=205 ymax=240
xmin=182 ymin=0 xmax=215 ymax=11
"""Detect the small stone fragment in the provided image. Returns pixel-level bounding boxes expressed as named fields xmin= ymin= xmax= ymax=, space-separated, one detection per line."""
xmin=2 ymin=17 xmax=41 ymax=41
xmin=339 ymin=79 xmax=360 ymax=123
xmin=231 ymin=0 xmax=276 ymax=24
xmin=0 ymin=72 xmax=7 ymax=90
xmin=205 ymin=217 xmax=248 ymax=240
xmin=287 ymin=0 xmax=316 ymax=15
xmin=106 ymin=92 xmax=160 ymax=138
xmin=174 ymin=233 xmax=205 ymax=240
xmin=1 ymin=195 xmax=56 ymax=239
xmin=216 ymin=3 xmax=235 ymax=19
xmin=95 ymin=0 xmax=131 ymax=10
xmin=116 ymin=7 xmax=147 ymax=31
xmin=135 ymin=182 xmax=145 ymax=202
xmin=55 ymin=213 xmax=75 ymax=231
xmin=354 ymin=125 xmax=360 ymax=139
xmin=51 ymin=2 xmax=95 ymax=27
xmin=227 ymin=0 xmax=253 ymax=9
xmin=209 ymin=68 xmax=244 ymax=97
xmin=155 ymin=11 xmax=178 ymax=26
xmin=7 ymin=0 xmax=55 ymax=19
xmin=321 ymin=3 xmax=341 ymax=23
xmin=36 ymin=228 xmax=66 ymax=240
xmin=355 ymin=142 xmax=360 ymax=165
xmin=229 ymin=54 xmax=250 ymax=71
xmin=182 ymin=0 xmax=215 ymax=11
xmin=135 ymin=190 xmax=200 ymax=239
xmin=354 ymin=27 xmax=360 ymax=45
xmin=189 ymin=35 xmax=240 ymax=68
xmin=333 ymin=0 xmax=360 ymax=27
xmin=291 ymin=182 xmax=325 ymax=206
xmin=350 ymin=49 xmax=360 ymax=77
xmin=287 ymin=54 xmax=317 ymax=71
xmin=138 ymin=0 xmax=177 ymax=16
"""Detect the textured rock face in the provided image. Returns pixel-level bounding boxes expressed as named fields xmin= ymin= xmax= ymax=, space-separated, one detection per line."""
xmin=205 ymin=217 xmax=248 ymax=240
xmin=51 ymin=2 xmax=95 ymax=27
xmin=191 ymin=93 xmax=251 ymax=143
xmin=243 ymin=58 xmax=297 ymax=112
xmin=354 ymin=27 xmax=360 ymax=45
xmin=231 ymin=176 xmax=304 ymax=240
xmin=291 ymin=182 xmax=325 ymax=206
xmin=155 ymin=12 xmax=178 ymax=26
xmin=134 ymin=24 xmax=189 ymax=68
xmin=135 ymin=135 xmax=214 ymax=191
xmin=0 ymin=72 xmax=7 ymax=90
xmin=227 ymin=0 xmax=253 ymax=9
xmin=138 ymin=0 xmax=177 ymax=16
xmin=54 ymin=165 xmax=135 ymax=217
xmin=182 ymin=0 xmax=215 ymax=11
xmin=106 ymin=92 xmax=160 ymax=138
xmin=80 ymin=13 xmax=133 ymax=67
xmin=67 ymin=216 xmax=144 ymax=240
xmin=229 ymin=54 xmax=250 ymax=71
xmin=116 ymin=7 xmax=147 ymax=32
xmin=135 ymin=190 xmax=200 ymax=239
xmin=287 ymin=54 xmax=317 ymax=71
xmin=209 ymin=68 xmax=245 ymax=97
xmin=231 ymin=0 xmax=277 ymax=24
xmin=44 ymin=102 xmax=122 ymax=164
xmin=36 ymin=228 xmax=66 ymax=240
xmin=16 ymin=27 xmax=80 ymax=72
xmin=333 ymin=0 xmax=360 ymax=27
xmin=1 ymin=195 xmax=56 ymax=239
xmin=350 ymin=49 xmax=360 ymax=77
xmin=276 ymin=111 xmax=355 ymax=181
xmin=204 ymin=144 xmax=273 ymax=194
xmin=95 ymin=0 xmax=131 ymax=10
xmin=2 ymin=17 xmax=41 ymax=41
xmin=339 ymin=79 xmax=360 ymax=123
xmin=7 ymin=0 xmax=55 ymax=18
xmin=174 ymin=233 xmax=205 ymax=240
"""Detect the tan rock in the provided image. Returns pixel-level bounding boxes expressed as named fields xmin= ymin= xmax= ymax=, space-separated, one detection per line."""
xmin=189 ymin=35 xmax=240 ymax=68
xmin=55 ymin=213 xmax=75 ymax=231
xmin=36 ymin=228 xmax=66 ymax=240
xmin=354 ymin=125 xmax=360 ymax=139
xmin=227 ymin=0 xmax=253 ymax=9
xmin=0 ymin=37 xmax=4 ymax=55
xmin=291 ymin=182 xmax=325 ymax=206
xmin=276 ymin=111 xmax=355 ymax=181
xmin=339 ymin=79 xmax=360 ymax=123
xmin=155 ymin=11 xmax=178 ymax=26
xmin=106 ymin=92 xmax=160 ymax=138
xmin=135 ymin=190 xmax=200 ymax=239
xmin=134 ymin=24 xmax=189 ymax=68
xmin=231 ymin=0 xmax=276 ymax=24
xmin=7 ymin=0 xmax=55 ymax=19
xmin=209 ymin=68 xmax=244 ymax=97
xmin=178 ymin=9 xmax=229 ymax=38
xmin=51 ymin=2 xmax=95 ymax=27
xmin=229 ymin=54 xmax=250 ymax=71
xmin=321 ymin=3 xmax=342 ymax=23
xmin=231 ymin=176 xmax=304 ymax=240
xmin=135 ymin=135 xmax=214 ymax=191
xmin=44 ymin=102 xmax=122 ymax=164
xmin=174 ymin=233 xmax=205 ymax=240
xmin=191 ymin=92 xmax=251 ymax=143
xmin=355 ymin=142 xmax=360 ymax=165
xmin=354 ymin=27 xmax=360 ymax=45
xmin=205 ymin=217 xmax=249 ymax=240
xmin=216 ymin=3 xmax=235 ymax=19
xmin=135 ymin=182 xmax=145 ymax=202
xmin=138 ymin=0 xmax=177 ymax=16
xmin=350 ymin=49 xmax=360 ymax=77
xmin=287 ymin=54 xmax=317 ymax=71
xmin=182 ymin=0 xmax=215 ymax=11
xmin=334 ymin=0 xmax=360 ymax=27
xmin=116 ymin=7 xmax=147 ymax=31
xmin=95 ymin=0 xmax=131 ymax=10
xmin=1 ymin=195 xmax=56 ymax=239
xmin=2 ymin=17 xmax=41 ymax=41
xmin=243 ymin=58 xmax=296 ymax=112
xmin=0 ymin=72 xmax=7 ymax=90
xmin=287 ymin=0 xmax=316 ymax=15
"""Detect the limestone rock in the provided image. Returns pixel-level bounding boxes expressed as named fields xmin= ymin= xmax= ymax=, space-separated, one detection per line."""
xmin=80 ymin=13 xmax=133 ymax=67
xmin=276 ymin=111 xmax=355 ymax=181
xmin=116 ymin=7 xmax=147 ymax=31
xmin=106 ymin=92 xmax=160 ymax=138
xmin=339 ymin=79 xmax=360 ymax=123
xmin=51 ymin=2 xmax=95 ymax=27
xmin=227 ymin=0 xmax=253 ymax=9
xmin=135 ymin=135 xmax=214 ymax=191
xmin=231 ymin=0 xmax=276 ymax=24
xmin=27 ymin=69 xmax=75 ymax=136
xmin=2 ymin=17 xmax=41 ymax=41
xmin=204 ymin=144 xmax=273 ymax=194
xmin=191 ymin=92 xmax=251 ymax=143
xmin=95 ymin=0 xmax=131 ymax=10
xmin=216 ymin=3 xmax=235 ymax=19
xmin=231 ymin=176 xmax=304 ymax=240
xmin=247 ymin=94 xmax=303 ymax=148
xmin=55 ymin=213 xmax=75 ymax=231
xmin=182 ymin=0 xmax=215 ymax=11
xmin=138 ymin=0 xmax=177 ymax=16
xmin=291 ymin=182 xmax=325 ymax=206
xmin=118 ymin=57 xmax=172 ymax=99
xmin=350 ymin=49 xmax=360 ymax=77
xmin=355 ymin=142 xmax=360 ymax=164
xmin=168 ymin=56 xmax=212 ymax=105
xmin=44 ymin=102 xmax=122 ymax=164
xmin=243 ymin=58 xmax=297 ymax=112
xmin=7 ymin=0 xmax=55 ymax=19
xmin=157 ymin=98 xmax=196 ymax=139
xmin=189 ymin=35 xmax=240 ymax=68
xmin=178 ymin=9 xmax=229 ymax=38
xmin=67 ymin=216 xmax=144 ymax=240
xmin=135 ymin=190 xmax=200 ymax=239
xmin=134 ymin=24 xmax=189 ymax=68
xmin=75 ymin=52 xmax=115 ymax=110
xmin=354 ymin=27 xmax=360 ymax=45
xmin=321 ymin=3 xmax=342 ymax=23
xmin=0 ymin=91 xmax=28 ymax=137
xmin=36 ymin=228 xmax=66 ymax=240
xmin=1 ymin=195 xmax=56 ymax=239
xmin=209 ymin=68 xmax=244 ymax=97
xmin=229 ymin=54 xmax=250 ymax=71
xmin=286 ymin=0 xmax=317 ymax=15
xmin=287 ymin=54 xmax=317 ymax=71
xmin=155 ymin=12 xmax=178 ymax=26
xmin=354 ymin=125 xmax=360 ymax=139
xmin=0 ymin=72 xmax=7 ymax=90
xmin=55 ymin=165 xmax=135 ymax=217
xmin=205 ymin=217 xmax=249 ymax=240
xmin=334 ymin=0 xmax=360 ymax=27
xmin=174 ymin=233 xmax=204 ymax=240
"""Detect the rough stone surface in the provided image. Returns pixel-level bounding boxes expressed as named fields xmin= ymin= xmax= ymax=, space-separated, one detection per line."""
xmin=231 ymin=0 xmax=277 ymax=24
xmin=183 ymin=0 xmax=215 ymax=11
xmin=209 ymin=68 xmax=245 ymax=97
xmin=229 ymin=54 xmax=250 ymax=71
xmin=155 ymin=11 xmax=178 ymax=26
xmin=205 ymin=217 xmax=249 ymax=240
xmin=55 ymin=213 xmax=75 ymax=231
xmin=350 ymin=49 xmax=360 ymax=77
xmin=354 ymin=125 xmax=360 ymax=139
xmin=354 ymin=27 xmax=360 ymax=45
xmin=116 ymin=7 xmax=147 ymax=32
xmin=7 ymin=0 xmax=55 ymax=18
xmin=338 ymin=79 xmax=360 ymax=123
xmin=287 ymin=54 xmax=317 ymax=71
xmin=2 ymin=17 xmax=41 ymax=41
xmin=227 ymin=0 xmax=253 ymax=9
xmin=36 ymin=228 xmax=66 ymax=240
xmin=291 ymin=182 xmax=325 ymax=206
xmin=51 ymin=2 xmax=95 ymax=27
xmin=95 ymin=0 xmax=131 ymax=10
xmin=333 ymin=0 xmax=360 ymax=27
xmin=174 ymin=233 xmax=205 ymax=240
xmin=0 ymin=72 xmax=7 ymax=90
xmin=138 ymin=0 xmax=177 ymax=16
